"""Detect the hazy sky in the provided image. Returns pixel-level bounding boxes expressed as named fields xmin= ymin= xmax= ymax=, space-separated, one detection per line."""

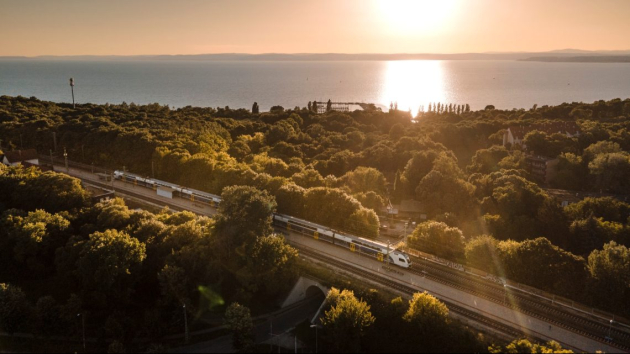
xmin=2 ymin=0 xmax=630 ymax=56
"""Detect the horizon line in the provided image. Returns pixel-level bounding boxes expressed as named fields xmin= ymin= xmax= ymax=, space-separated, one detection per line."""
xmin=3 ymin=49 xmax=630 ymax=59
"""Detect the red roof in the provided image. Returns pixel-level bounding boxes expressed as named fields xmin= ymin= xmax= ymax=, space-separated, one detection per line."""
xmin=508 ymin=122 xmax=580 ymax=140
xmin=3 ymin=149 xmax=39 ymax=164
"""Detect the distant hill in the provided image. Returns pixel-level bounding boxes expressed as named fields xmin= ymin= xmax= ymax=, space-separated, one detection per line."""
xmin=3 ymin=50 xmax=630 ymax=61
xmin=521 ymin=56 xmax=630 ymax=63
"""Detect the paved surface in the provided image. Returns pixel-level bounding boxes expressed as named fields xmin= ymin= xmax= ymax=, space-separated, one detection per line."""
xmin=55 ymin=164 xmax=624 ymax=353
xmin=171 ymin=295 xmax=323 ymax=353
xmin=285 ymin=233 xmax=622 ymax=353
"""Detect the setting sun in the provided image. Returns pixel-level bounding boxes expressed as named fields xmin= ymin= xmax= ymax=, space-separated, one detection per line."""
xmin=375 ymin=0 xmax=461 ymax=34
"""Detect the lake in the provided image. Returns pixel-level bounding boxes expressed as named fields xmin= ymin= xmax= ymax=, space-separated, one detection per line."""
xmin=1 ymin=59 xmax=630 ymax=112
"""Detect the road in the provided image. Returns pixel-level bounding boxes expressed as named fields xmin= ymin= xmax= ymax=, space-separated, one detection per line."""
xmin=170 ymin=294 xmax=324 ymax=353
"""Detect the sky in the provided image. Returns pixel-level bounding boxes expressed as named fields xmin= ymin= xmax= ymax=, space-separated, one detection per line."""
xmin=1 ymin=0 xmax=630 ymax=56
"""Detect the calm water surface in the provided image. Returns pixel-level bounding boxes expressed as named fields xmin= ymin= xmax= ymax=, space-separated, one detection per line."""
xmin=1 ymin=60 xmax=629 ymax=112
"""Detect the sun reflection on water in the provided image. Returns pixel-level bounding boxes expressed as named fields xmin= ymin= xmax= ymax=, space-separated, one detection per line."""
xmin=380 ymin=60 xmax=446 ymax=115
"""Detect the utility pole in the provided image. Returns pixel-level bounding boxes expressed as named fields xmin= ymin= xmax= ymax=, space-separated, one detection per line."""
xmin=53 ymin=132 xmax=57 ymax=152
xmin=151 ymin=160 xmax=155 ymax=178
xmin=49 ymin=150 xmax=54 ymax=171
xmin=386 ymin=241 xmax=391 ymax=266
xmin=64 ymin=148 xmax=69 ymax=173
xmin=77 ymin=313 xmax=86 ymax=350
xmin=310 ymin=324 xmax=319 ymax=353
xmin=183 ymin=304 xmax=189 ymax=344
xmin=69 ymin=78 xmax=75 ymax=108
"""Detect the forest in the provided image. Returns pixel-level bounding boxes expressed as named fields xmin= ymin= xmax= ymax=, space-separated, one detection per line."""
xmin=0 ymin=95 xmax=629 ymax=351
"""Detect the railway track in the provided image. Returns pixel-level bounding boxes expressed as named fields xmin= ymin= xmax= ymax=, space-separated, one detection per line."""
xmin=406 ymin=256 xmax=630 ymax=352
xmin=296 ymin=246 xmax=534 ymax=343
xmin=69 ymin=167 xmax=629 ymax=352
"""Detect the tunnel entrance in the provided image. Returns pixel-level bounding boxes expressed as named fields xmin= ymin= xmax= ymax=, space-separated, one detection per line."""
xmin=306 ymin=285 xmax=326 ymax=301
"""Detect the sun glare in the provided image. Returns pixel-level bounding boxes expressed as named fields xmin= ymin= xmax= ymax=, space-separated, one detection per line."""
xmin=376 ymin=0 xmax=460 ymax=34
xmin=380 ymin=60 xmax=446 ymax=115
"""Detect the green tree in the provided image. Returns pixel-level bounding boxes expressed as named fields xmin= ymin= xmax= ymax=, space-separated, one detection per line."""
xmin=0 ymin=283 xmax=31 ymax=334
xmin=588 ymin=241 xmax=630 ymax=310
xmin=489 ymin=338 xmax=573 ymax=353
xmin=5 ymin=209 xmax=71 ymax=276
xmin=291 ymin=168 xmax=325 ymax=188
xmin=466 ymin=146 xmax=509 ymax=174
xmin=214 ymin=186 xmax=277 ymax=257
xmin=238 ymin=235 xmax=298 ymax=297
xmin=341 ymin=167 xmax=387 ymax=196
xmin=565 ymin=197 xmax=630 ymax=224
xmin=34 ymin=296 xmax=62 ymax=336
xmin=588 ymin=151 xmax=630 ymax=194
xmin=75 ymin=230 xmax=146 ymax=304
xmin=402 ymin=292 xmax=450 ymax=351
xmin=389 ymin=123 xmax=405 ymax=141
xmin=415 ymin=170 xmax=476 ymax=220
xmin=465 ymin=235 xmax=502 ymax=274
xmin=408 ymin=221 xmax=465 ymax=261
xmin=224 ymin=303 xmax=254 ymax=352
xmin=499 ymin=238 xmax=586 ymax=297
xmin=321 ymin=288 xmax=375 ymax=353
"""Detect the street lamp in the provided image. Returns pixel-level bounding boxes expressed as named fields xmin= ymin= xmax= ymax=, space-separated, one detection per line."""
xmin=503 ymin=284 xmax=507 ymax=304
xmin=310 ymin=324 xmax=320 ymax=353
xmin=607 ymin=319 xmax=614 ymax=341
xmin=183 ymin=304 xmax=189 ymax=344
xmin=64 ymin=148 xmax=69 ymax=173
xmin=77 ymin=313 xmax=85 ymax=350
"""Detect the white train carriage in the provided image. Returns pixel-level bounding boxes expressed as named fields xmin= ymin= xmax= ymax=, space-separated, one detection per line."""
xmin=114 ymin=171 xmax=222 ymax=207
xmin=273 ymin=213 xmax=410 ymax=268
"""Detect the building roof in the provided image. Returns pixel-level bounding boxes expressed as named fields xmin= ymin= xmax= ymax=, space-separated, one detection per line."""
xmin=525 ymin=154 xmax=558 ymax=163
xmin=398 ymin=199 xmax=426 ymax=213
xmin=508 ymin=121 xmax=580 ymax=140
xmin=3 ymin=149 xmax=39 ymax=164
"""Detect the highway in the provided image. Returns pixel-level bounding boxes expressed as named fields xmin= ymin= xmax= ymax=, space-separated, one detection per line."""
xmin=50 ymin=161 xmax=628 ymax=353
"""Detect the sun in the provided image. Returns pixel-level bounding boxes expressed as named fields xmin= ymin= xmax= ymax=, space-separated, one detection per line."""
xmin=375 ymin=0 xmax=460 ymax=34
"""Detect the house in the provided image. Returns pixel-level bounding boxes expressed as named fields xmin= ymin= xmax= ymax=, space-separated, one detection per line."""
xmin=503 ymin=121 xmax=580 ymax=147
xmin=382 ymin=199 xmax=428 ymax=221
xmin=1 ymin=149 xmax=39 ymax=167
xmin=525 ymin=155 xmax=559 ymax=185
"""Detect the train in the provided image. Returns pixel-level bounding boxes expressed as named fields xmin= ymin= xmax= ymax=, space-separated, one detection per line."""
xmin=273 ymin=213 xmax=411 ymax=268
xmin=113 ymin=170 xmax=411 ymax=268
